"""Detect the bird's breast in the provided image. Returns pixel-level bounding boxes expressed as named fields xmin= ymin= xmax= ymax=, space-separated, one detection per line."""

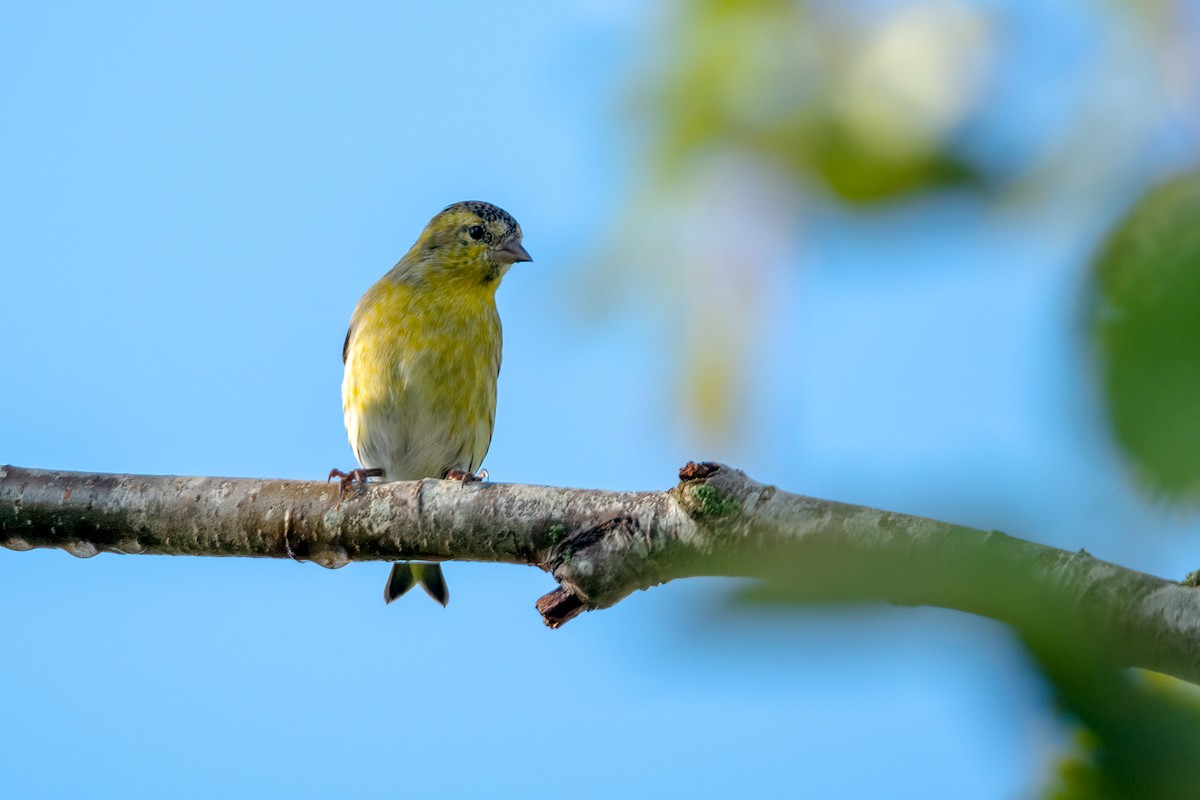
xmin=342 ymin=280 xmax=502 ymax=480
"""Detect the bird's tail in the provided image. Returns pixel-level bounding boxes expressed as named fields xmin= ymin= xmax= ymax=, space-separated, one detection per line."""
xmin=383 ymin=562 xmax=449 ymax=607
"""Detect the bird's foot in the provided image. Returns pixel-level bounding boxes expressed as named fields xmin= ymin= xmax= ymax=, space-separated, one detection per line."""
xmin=327 ymin=467 xmax=383 ymax=496
xmin=445 ymin=468 xmax=487 ymax=485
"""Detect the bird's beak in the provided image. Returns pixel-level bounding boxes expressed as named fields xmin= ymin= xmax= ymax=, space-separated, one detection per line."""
xmin=497 ymin=240 xmax=533 ymax=264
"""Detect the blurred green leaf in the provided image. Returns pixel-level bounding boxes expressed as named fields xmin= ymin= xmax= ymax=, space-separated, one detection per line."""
xmin=645 ymin=0 xmax=994 ymax=203
xmin=1091 ymin=172 xmax=1200 ymax=501
xmin=1043 ymin=666 xmax=1200 ymax=799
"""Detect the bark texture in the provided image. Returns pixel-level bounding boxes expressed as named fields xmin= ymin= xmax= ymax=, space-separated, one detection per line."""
xmin=3 ymin=462 xmax=1199 ymax=681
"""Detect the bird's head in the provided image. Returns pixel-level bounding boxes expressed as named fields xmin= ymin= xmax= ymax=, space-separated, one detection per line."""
xmin=404 ymin=201 xmax=532 ymax=286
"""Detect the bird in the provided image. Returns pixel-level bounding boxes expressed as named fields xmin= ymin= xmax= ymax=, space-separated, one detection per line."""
xmin=330 ymin=201 xmax=531 ymax=606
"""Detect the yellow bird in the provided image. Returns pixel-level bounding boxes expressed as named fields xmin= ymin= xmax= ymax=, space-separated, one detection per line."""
xmin=331 ymin=201 xmax=531 ymax=605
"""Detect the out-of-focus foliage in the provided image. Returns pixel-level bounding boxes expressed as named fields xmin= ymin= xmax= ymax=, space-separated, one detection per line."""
xmin=645 ymin=0 xmax=994 ymax=202
xmin=595 ymin=0 xmax=1197 ymax=445
xmin=1090 ymin=173 xmax=1200 ymax=501
xmin=1046 ymin=669 xmax=1200 ymax=800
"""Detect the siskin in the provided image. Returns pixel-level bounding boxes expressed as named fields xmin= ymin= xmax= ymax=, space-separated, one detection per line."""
xmin=331 ymin=201 xmax=531 ymax=605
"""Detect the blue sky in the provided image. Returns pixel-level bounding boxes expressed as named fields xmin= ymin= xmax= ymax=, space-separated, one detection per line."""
xmin=3 ymin=2 xmax=1199 ymax=797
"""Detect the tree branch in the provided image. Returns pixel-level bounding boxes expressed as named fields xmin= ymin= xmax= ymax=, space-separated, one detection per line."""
xmin=3 ymin=462 xmax=1198 ymax=682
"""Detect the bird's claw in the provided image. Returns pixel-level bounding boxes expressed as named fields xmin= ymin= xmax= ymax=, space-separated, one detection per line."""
xmin=328 ymin=467 xmax=383 ymax=496
xmin=445 ymin=468 xmax=486 ymax=485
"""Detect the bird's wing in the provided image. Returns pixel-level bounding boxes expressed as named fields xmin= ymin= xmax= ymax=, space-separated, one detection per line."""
xmin=342 ymin=287 xmax=377 ymax=363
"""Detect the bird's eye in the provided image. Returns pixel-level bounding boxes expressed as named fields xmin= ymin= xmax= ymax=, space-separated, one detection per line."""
xmin=467 ymin=225 xmax=486 ymax=241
